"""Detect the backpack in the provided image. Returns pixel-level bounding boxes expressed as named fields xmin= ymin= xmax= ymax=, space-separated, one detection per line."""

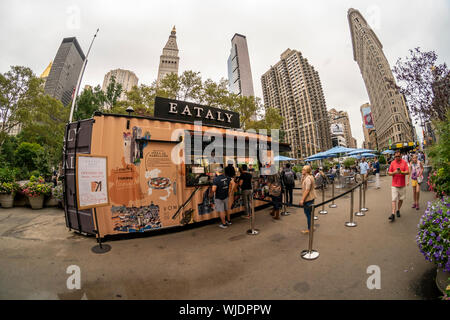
xmin=283 ymin=169 xmax=295 ymax=186
xmin=269 ymin=183 xmax=282 ymax=197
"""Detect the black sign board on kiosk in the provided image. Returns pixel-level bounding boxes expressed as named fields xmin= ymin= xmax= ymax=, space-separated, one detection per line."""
xmin=154 ymin=96 xmax=240 ymax=129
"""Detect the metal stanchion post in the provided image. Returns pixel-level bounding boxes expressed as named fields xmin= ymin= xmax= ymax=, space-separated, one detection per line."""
xmin=91 ymin=208 xmax=111 ymax=254
xmin=355 ymin=183 xmax=365 ymax=216
xmin=361 ymin=176 xmax=368 ymax=212
xmin=281 ymin=188 xmax=290 ymax=216
xmin=247 ymin=194 xmax=259 ymax=235
xmin=319 ymin=184 xmax=328 ymax=214
xmin=345 ymin=189 xmax=357 ymax=227
xmin=301 ymin=205 xmax=319 ymax=260
xmin=329 ymin=178 xmax=337 ymax=208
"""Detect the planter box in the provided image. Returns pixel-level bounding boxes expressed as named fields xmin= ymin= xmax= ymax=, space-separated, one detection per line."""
xmin=0 ymin=193 xmax=15 ymax=208
xmin=28 ymin=195 xmax=45 ymax=210
xmin=45 ymin=196 xmax=59 ymax=207
xmin=436 ymin=268 xmax=450 ymax=296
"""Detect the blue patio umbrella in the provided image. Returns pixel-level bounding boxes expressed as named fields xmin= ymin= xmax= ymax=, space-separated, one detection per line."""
xmin=382 ymin=149 xmax=395 ymax=155
xmin=360 ymin=153 xmax=376 ymax=158
xmin=321 ymin=146 xmax=357 ymax=156
xmin=274 ymin=155 xmax=297 ymax=161
xmin=347 ymin=148 xmax=376 ymax=155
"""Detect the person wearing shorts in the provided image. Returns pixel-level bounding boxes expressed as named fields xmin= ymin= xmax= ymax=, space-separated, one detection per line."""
xmin=408 ymin=154 xmax=423 ymax=210
xmin=212 ymin=167 xmax=231 ymax=229
xmin=388 ymin=150 xmax=409 ymax=222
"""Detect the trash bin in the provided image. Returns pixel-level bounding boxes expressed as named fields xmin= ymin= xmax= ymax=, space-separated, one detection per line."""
xmin=420 ymin=166 xmax=432 ymax=191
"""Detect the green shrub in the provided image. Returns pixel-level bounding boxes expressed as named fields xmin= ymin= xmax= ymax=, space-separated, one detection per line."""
xmin=0 ymin=167 xmax=17 ymax=183
xmin=14 ymin=142 xmax=51 ymax=180
xmin=379 ymin=155 xmax=386 ymax=164
xmin=343 ymin=158 xmax=356 ymax=168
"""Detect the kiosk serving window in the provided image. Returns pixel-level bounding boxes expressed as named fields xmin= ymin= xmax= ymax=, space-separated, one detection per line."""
xmin=184 ymin=132 xmax=264 ymax=187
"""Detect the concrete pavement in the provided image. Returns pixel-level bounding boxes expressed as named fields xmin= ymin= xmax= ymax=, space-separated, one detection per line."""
xmin=0 ymin=175 xmax=442 ymax=299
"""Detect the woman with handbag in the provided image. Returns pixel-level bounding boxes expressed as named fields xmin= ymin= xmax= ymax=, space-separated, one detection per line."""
xmin=268 ymin=174 xmax=283 ymax=220
xmin=408 ymin=154 xmax=424 ymax=210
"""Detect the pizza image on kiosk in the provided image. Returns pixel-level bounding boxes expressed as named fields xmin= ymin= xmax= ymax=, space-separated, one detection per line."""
xmin=148 ymin=177 xmax=171 ymax=189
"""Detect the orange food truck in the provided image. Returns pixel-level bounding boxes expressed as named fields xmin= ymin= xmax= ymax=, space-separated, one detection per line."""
xmin=63 ymin=97 xmax=290 ymax=237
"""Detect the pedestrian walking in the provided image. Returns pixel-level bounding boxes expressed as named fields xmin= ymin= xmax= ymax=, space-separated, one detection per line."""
xmin=211 ymin=167 xmax=232 ymax=228
xmin=388 ymin=150 xmax=410 ymax=222
xmin=408 ymin=154 xmax=424 ymax=210
xmin=239 ymin=164 xmax=253 ymax=219
xmin=281 ymin=163 xmax=295 ymax=206
xmin=268 ymin=174 xmax=283 ymax=220
xmin=299 ymin=165 xmax=316 ymax=234
xmin=373 ymin=157 xmax=380 ymax=189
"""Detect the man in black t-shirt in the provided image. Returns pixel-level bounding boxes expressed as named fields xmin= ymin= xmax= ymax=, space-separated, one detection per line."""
xmin=239 ymin=164 xmax=253 ymax=219
xmin=212 ymin=167 xmax=231 ymax=228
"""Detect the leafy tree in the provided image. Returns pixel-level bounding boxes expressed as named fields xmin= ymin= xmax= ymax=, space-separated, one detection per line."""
xmin=74 ymin=85 xmax=104 ymax=120
xmin=14 ymin=142 xmax=51 ymax=180
xmin=0 ymin=66 xmax=43 ymax=146
xmin=392 ymin=48 xmax=449 ymax=123
xmin=18 ymin=94 xmax=68 ymax=166
xmin=103 ymin=75 xmax=123 ymax=110
xmin=0 ymin=135 xmax=18 ymax=168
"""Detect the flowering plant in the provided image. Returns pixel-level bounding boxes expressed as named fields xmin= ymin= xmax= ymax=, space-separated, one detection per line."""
xmin=0 ymin=182 xmax=19 ymax=194
xmin=416 ymin=197 xmax=450 ymax=272
xmin=21 ymin=176 xmax=52 ymax=198
xmin=428 ymin=168 xmax=449 ymax=198
xmin=52 ymin=183 xmax=63 ymax=202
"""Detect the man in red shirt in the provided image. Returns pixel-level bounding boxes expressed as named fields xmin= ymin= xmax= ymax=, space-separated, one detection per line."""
xmin=388 ymin=150 xmax=410 ymax=222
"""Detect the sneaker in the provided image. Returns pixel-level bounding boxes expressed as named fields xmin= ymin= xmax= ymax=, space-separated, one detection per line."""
xmin=219 ymin=223 xmax=228 ymax=229
xmin=226 ymin=220 xmax=232 ymax=225
xmin=396 ymin=210 xmax=401 ymax=218
xmin=416 ymin=205 xmax=419 ymax=211
xmin=241 ymin=215 xmax=251 ymax=219
xmin=388 ymin=214 xmax=395 ymax=222
xmin=412 ymin=204 xmax=416 ymax=208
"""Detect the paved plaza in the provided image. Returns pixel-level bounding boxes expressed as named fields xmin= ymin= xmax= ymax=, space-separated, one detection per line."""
xmin=0 ymin=175 xmax=442 ymax=300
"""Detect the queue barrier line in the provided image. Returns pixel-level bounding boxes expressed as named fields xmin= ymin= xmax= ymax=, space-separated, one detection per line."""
xmin=253 ymin=181 xmax=363 ymax=209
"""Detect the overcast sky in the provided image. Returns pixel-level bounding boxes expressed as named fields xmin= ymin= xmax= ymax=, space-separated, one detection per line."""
xmin=1 ymin=0 xmax=449 ymax=147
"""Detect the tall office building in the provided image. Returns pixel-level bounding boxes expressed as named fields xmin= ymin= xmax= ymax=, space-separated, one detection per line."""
xmin=348 ymin=9 xmax=414 ymax=150
xmin=44 ymin=37 xmax=85 ymax=106
xmin=261 ymin=49 xmax=332 ymax=158
xmin=102 ymin=69 xmax=139 ymax=101
xmin=40 ymin=61 xmax=52 ymax=87
xmin=157 ymin=26 xmax=179 ymax=84
xmin=328 ymin=108 xmax=357 ymax=148
xmin=227 ymin=33 xmax=255 ymax=97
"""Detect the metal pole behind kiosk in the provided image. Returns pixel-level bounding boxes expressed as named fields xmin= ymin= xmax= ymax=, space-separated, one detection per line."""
xmin=361 ymin=175 xmax=368 ymax=212
xmin=247 ymin=193 xmax=259 ymax=235
xmin=69 ymin=28 xmax=99 ymax=123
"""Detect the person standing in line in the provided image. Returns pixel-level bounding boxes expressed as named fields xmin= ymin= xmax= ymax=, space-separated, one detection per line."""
xmin=225 ymin=160 xmax=236 ymax=178
xmin=299 ymin=165 xmax=316 ymax=234
xmin=408 ymin=154 xmax=424 ymax=210
xmin=268 ymin=174 xmax=283 ymax=220
xmin=239 ymin=164 xmax=253 ymax=219
xmin=373 ymin=157 xmax=381 ymax=189
xmin=359 ymin=157 xmax=369 ymax=188
xmin=281 ymin=163 xmax=295 ymax=206
xmin=388 ymin=150 xmax=410 ymax=222
xmin=212 ymin=167 xmax=232 ymax=228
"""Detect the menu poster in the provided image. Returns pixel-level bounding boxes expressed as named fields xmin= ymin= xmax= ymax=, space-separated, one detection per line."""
xmin=76 ymin=154 xmax=110 ymax=210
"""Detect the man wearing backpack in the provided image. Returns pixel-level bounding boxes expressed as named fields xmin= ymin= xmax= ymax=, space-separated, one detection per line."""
xmin=281 ymin=163 xmax=295 ymax=206
xmin=212 ymin=167 xmax=232 ymax=228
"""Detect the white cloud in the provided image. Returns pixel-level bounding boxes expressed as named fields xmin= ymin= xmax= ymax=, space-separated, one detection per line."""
xmin=1 ymin=0 xmax=448 ymax=148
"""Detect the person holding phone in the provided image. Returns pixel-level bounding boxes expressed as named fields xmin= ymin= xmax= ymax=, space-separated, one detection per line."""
xmin=388 ymin=150 xmax=409 ymax=222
